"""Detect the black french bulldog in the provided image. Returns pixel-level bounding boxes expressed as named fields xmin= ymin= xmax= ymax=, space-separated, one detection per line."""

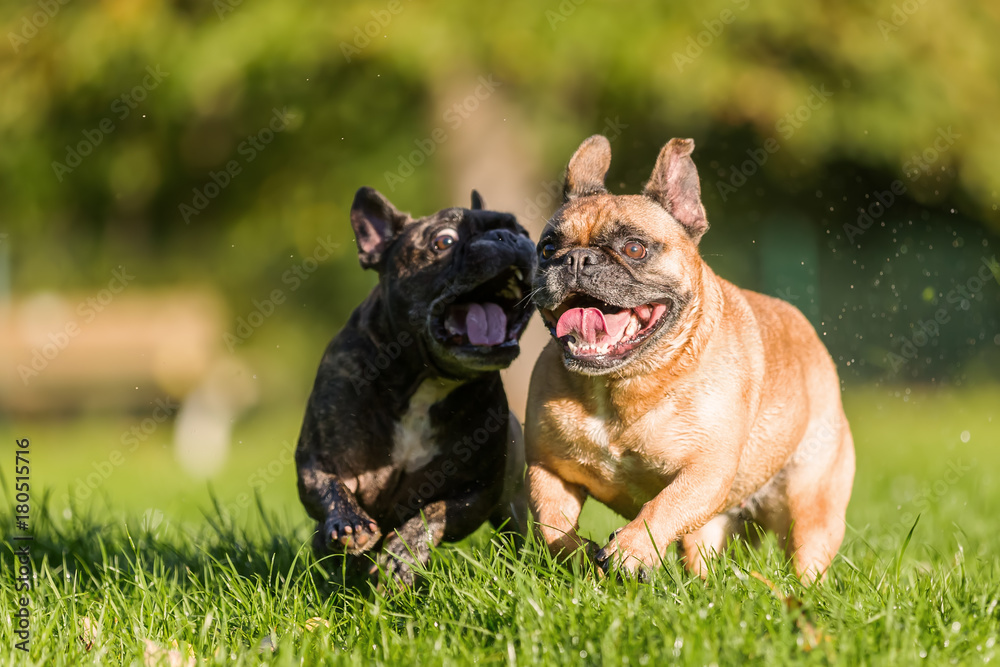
xmin=295 ymin=186 xmax=535 ymax=585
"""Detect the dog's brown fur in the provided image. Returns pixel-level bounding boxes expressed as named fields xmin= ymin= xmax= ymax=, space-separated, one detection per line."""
xmin=526 ymin=136 xmax=855 ymax=582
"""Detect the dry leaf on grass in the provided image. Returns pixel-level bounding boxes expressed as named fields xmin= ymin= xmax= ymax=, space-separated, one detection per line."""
xmin=78 ymin=616 xmax=99 ymax=651
xmin=303 ymin=617 xmax=331 ymax=632
xmin=142 ymin=639 xmax=196 ymax=667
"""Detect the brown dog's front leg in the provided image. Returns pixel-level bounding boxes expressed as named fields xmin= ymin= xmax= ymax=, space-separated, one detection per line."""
xmin=527 ymin=464 xmax=596 ymax=560
xmin=595 ymin=466 xmax=734 ymax=576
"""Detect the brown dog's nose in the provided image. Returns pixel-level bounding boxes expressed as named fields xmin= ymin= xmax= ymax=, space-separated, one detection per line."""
xmin=564 ymin=248 xmax=601 ymax=278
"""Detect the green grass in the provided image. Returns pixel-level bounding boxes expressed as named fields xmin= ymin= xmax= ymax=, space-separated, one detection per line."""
xmin=1 ymin=384 xmax=999 ymax=665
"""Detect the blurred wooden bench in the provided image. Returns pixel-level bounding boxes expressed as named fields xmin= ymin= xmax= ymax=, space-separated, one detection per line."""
xmin=0 ymin=291 xmax=225 ymax=415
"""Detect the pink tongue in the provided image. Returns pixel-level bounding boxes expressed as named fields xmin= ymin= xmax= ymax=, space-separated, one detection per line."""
xmin=466 ymin=303 xmax=508 ymax=346
xmin=555 ymin=307 xmax=631 ymax=345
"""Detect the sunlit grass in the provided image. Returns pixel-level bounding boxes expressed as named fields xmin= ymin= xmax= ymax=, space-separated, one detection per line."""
xmin=1 ymin=384 xmax=998 ymax=664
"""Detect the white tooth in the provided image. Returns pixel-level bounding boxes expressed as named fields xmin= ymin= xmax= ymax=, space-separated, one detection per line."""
xmin=514 ymin=269 xmax=524 ymax=282
xmin=625 ymin=315 xmax=639 ymax=339
xmin=512 ymin=285 xmax=523 ymax=299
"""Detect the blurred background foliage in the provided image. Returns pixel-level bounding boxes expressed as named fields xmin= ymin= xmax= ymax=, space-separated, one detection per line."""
xmin=2 ymin=0 xmax=1000 ymax=425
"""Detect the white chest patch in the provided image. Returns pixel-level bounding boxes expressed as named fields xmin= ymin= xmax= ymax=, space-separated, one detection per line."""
xmin=585 ymin=378 xmax=614 ymax=452
xmin=391 ymin=379 xmax=457 ymax=472
xmin=582 ymin=415 xmax=612 ymax=450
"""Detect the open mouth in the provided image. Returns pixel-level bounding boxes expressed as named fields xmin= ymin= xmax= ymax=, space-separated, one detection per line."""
xmin=432 ymin=266 xmax=533 ymax=350
xmin=540 ymin=293 xmax=671 ymax=361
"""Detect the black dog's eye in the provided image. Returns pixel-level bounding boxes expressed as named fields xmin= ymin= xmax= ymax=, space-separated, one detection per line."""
xmin=623 ymin=240 xmax=646 ymax=259
xmin=540 ymin=242 xmax=556 ymax=260
xmin=433 ymin=229 xmax=459 ymax=251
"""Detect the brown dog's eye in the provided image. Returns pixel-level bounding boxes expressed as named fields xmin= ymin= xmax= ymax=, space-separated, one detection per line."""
xmin=540 ymin=243 xmax=556 ymax=259
xmin=433 ymin=229 xmax=459 ymax=251
xmin=624 ymin=241 xmax=646 ymax=259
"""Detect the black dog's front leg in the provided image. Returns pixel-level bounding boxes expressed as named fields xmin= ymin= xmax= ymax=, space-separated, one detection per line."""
xmin=299 ymin=463 xmax=382 ymax=557
xmin=378 ymin=489 xmax=497 ymax=586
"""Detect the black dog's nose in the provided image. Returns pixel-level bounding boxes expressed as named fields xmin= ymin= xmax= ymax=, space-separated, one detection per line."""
xmin=564 ymin=248 xmax=601 ymax=278
xmin=490 ymin=229 xmax=519 ymax=244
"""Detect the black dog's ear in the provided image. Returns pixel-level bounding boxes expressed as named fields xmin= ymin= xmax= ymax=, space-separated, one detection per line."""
xmin=470 ymin=189 xmax=485 ymax=210
xmin=350 ymin=187 xmax=411 ymax=270
xmin=643 ymin=138 xmax=709 ymax=243
xmin=562 ymin=134 xmax=612 ymax=202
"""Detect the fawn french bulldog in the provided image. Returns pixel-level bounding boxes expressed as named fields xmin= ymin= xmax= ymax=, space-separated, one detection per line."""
xmin=526 ymin=136 xmax=854 ymax=582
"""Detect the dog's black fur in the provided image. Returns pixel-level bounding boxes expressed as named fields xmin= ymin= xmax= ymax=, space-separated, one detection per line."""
xmin=295 ymin=187 xmax=534 ymax=585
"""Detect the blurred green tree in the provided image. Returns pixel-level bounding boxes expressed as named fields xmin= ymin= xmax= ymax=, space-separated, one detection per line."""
xmin=1 ymin=0 xmax=998 ymax=383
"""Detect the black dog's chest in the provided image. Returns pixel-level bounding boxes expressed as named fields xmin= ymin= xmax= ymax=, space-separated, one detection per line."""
xmin=350 ymin=377 xmax=507 ymax=522
xmin=389 ymin=379 xmax=457 ymax=472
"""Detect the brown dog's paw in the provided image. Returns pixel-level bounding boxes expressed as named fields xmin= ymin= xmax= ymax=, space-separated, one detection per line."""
xmin=593 ymin=526 xmax=660 ymax=582
xmin=323 ymin=511 xmax=381 ymax=556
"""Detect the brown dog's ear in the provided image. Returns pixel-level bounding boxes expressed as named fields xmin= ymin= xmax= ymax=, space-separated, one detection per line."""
xmin=470 ymin=189 xmax=485 ymax=210
xmin=643 ymin=138 xmax=709 ymax=243
xmin=350 ymin=187 xmax=411 ymax=270
xmin=562 ymin=134 xmax=612 ymax=202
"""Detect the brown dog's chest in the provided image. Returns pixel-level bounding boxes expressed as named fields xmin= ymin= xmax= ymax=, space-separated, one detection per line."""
xmin=544 ymin=394 xmax=690 ymax=517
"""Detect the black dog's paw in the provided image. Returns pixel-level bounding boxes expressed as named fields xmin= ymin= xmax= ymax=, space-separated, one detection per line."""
xmin=365 ymin=549 xmax=417 ymax=591
xmin=323 ymin=509 xmax=381 ymax=556
xmin=369 ymin=531 xmax=428 ymax=589
xmin=374 ymin=551 xmax=417 ymax=589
